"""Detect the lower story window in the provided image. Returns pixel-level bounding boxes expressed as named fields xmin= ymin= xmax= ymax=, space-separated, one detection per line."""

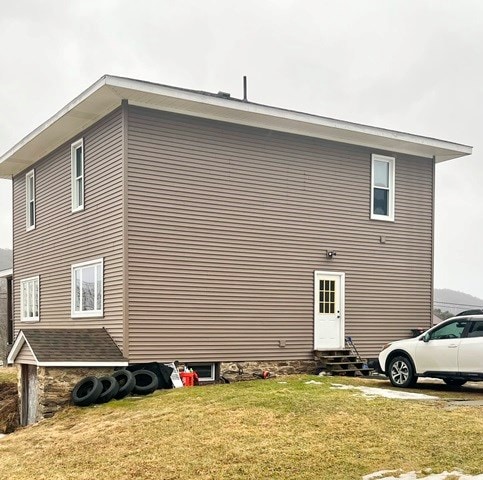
xmin=20 ymin=276 xmax=39 ymax=322
xmin=71 ymin=258 xmax=103 ymax=317
xmin=186 ymin=363 xmax=216 ymax=382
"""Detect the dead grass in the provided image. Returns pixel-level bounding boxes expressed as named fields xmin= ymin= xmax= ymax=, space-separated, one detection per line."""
xmin=0 ymin=375 xmax=482 ymax=480
xmin=0 ymin=367 xmax=17 ymax=384
xmin=0 ymin=367 xmax=18 ymax=434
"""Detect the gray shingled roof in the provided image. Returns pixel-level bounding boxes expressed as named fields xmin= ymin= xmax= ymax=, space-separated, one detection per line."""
xmin=21 ymin=328 xmax=126 ymax=363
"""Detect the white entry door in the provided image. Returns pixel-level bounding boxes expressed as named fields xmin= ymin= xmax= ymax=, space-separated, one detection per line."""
xmin=314 ymin=271 xmax=345 ymax=350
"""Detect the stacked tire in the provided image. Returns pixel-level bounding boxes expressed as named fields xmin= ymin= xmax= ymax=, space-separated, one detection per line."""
xmin=71 ymin=369 xmax=158 ymax=407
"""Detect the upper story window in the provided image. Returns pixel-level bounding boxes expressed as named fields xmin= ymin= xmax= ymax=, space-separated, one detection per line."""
xmin=371 ymin=154 xmax=395 ymax=222
xmin=71 ymin=258 xmax=103 ymax=318
xmin=71 ymin=139 xmax=84 ymax=212
xmin=25 ymin=169 xmax=36 ymax=230
xmin=20 ymin=276 xmax=39 ymax=322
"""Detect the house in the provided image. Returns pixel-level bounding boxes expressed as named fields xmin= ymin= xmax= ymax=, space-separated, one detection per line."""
xmin=0 ymin=75 xmax=472 ymax=424
xmin=0 ymin=267 xmax=13 ymax=366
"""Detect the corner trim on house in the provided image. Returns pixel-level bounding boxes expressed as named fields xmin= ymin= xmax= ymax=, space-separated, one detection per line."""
xmin=430 ymin=155 xmax=436 ymax=327
xmin=121 ymin=99 xmax=130 ymax=359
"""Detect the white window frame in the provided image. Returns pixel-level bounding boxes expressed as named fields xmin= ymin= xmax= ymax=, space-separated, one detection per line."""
xmin=71 ymin=258 xmax=103 ymax=318
xmin=71 ymin=139 xmax=84 ymax=212
xmin=25 ymin=169 xmax=36 ymax=231
xmin=370 ymin=154 xmax=395 ymax=222
xmin=20 ymin=276 xmax=40 ymax=322
xmin=185 ymin=363 xmax=216 ymax=382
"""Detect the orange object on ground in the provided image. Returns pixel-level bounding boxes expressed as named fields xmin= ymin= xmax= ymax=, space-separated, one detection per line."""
xmin=180 ymin=372 xmax=196 ymax=387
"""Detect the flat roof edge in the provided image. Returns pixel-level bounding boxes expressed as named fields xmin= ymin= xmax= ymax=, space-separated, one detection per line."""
xmin=0 ymin=75 xmax=473 ymax=177
xmin=106 ymin=75 xmax=472 ymax=157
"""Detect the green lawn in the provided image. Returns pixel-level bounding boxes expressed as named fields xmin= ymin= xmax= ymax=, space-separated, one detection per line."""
xmin=0 ymin=375 xmax=481 ymax=480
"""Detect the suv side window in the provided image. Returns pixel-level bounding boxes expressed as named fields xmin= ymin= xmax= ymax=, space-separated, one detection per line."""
xmin=429 ymin=319 xmax=468 ymax=340
xmin=468 ymin=321 xmax=483 ymax=338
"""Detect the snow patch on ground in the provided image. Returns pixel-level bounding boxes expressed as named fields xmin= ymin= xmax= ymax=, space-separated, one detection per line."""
xmin=363 ymin=469 xmax=483 ymax=479
xmin=330 ymin=383 xmax=439 ymax=400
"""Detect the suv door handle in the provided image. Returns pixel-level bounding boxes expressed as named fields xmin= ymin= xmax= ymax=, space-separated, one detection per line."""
xmin=448 ymin=344 xmax=458 ymax=348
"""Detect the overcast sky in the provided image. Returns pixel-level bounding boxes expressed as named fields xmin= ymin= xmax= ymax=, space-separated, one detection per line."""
xmin=0 ymin=1 xmax=481 ymax=297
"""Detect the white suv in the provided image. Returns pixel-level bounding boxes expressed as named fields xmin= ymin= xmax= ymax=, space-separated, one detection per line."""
xmin=378 ymin=316 xmax=483 ymax=387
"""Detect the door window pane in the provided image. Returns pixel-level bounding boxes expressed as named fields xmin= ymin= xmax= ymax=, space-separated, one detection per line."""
xmin=319 ymin=279 xmax=336 ymax=314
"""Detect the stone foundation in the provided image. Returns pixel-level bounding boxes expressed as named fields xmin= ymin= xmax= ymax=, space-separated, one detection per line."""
xmin=219 ymin=360 xmax=319 ymax=382
xmin=17 ymin=365 xmax=115 ymax=424
xmin=17 ymin=360 xmax=321 ymax=422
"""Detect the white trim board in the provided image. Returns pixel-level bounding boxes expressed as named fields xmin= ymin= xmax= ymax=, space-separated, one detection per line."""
xmin=7 ymin=331 xmax=39 ymax=365
xmin=0 ymin=268 xmax=12 ymax=278
xmin=0 ymin=75 xmax=472 ymax=179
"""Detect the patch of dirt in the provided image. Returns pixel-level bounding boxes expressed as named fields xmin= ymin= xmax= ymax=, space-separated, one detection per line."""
xmin=0 ymin=382 xmax=19 ymax=433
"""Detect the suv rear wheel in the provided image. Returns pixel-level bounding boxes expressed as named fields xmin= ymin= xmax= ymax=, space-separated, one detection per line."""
xmin=388 ymin=356 xmax=417 ymax=388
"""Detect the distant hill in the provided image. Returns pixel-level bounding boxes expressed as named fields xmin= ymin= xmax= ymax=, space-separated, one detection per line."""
xmin=0 ymin=249 xmax=12 ymax=271
xmin=434 ymin=288 xmax=483 ymax=315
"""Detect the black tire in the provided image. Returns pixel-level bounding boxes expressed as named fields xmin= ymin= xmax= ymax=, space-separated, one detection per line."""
xmin=95 ymin=376 xmax=120 ymax=404
xmin=132 ymin=369 xmax=159 ymax=395
xmin=444 ymin=378 xmax=467 ymax=387
xmin=72 ymin=376 xmax=103 ymax=407
xmin=112 ymin=369 xmax=135 ymax=399
xmin=388 ymin=356 xmax=417 ymax=388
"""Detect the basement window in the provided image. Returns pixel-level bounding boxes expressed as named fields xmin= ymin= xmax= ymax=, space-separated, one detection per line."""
xmin=71 ymin=139 xmax=84 ymax=212
xmin=71 ymin=258 xmax=103 ymax=318
xmin=185 ymin=363 xmax=216 ymax=382
xmin=25 ymin=169 xmax=35 ymax=231
xmin=20 ymin=276 xmax=39 ymax=322
xmin=371 ymin=154 xmax=395 ymax=222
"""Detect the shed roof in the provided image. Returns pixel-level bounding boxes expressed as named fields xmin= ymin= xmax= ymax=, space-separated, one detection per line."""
xmin=0 ymin=268 xmax=12 ymax=278
xmin=7 ymin=328 xmax=128 ymax=366
xmin=0 ymin=75 xmax=472 ymax=179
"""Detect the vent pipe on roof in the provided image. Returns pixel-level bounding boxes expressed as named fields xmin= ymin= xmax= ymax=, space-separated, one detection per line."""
xmin=243 ymin=76 xmax=248 ymax=102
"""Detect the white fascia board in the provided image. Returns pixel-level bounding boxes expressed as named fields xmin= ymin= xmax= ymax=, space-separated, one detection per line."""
xmin=7 ymin=331 xmax=40 ymax=365
xmin=0 ymin=268 xmax=13 ymax=278
xmin=0 ymin=75 xmax=472 ymax=179
xmin=0 ymin=76 xmax=122 ymax=179
xmin=37 ymin=361 xmax=129 ymax=367
xmin=107 ymin=75 xmax=472 ymax=162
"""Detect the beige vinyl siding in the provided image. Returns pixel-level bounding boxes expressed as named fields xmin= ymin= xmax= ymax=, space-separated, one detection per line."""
xmin=12 ymin=109 xmax=125 ymax=349
xmin=126 ymin=106 xmax=433 ymax=361
xmin=16 ymin=343 xmax=36 ymax=364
